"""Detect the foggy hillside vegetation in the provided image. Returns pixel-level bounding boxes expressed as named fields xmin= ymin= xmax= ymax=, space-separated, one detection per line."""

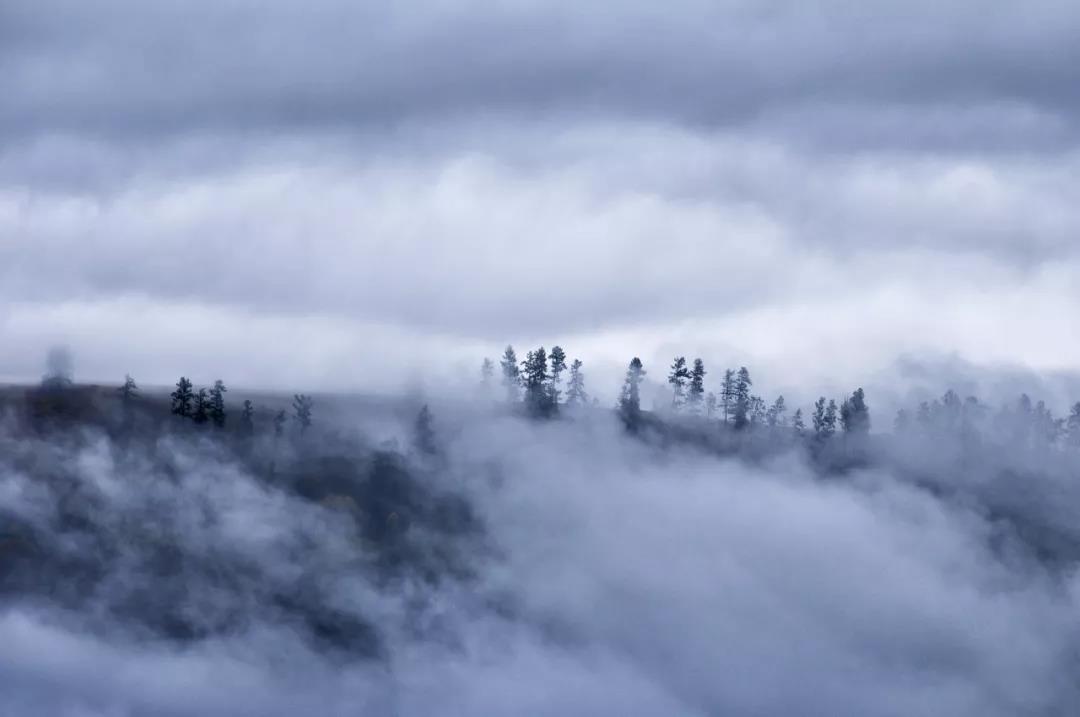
xmin=2 ymin=346 xmax=1080 ymax=716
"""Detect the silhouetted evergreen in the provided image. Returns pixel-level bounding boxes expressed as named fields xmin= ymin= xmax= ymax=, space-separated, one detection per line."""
xmin=170 ymin=377 xmax=194 ymax=418
xmin=119 ymin=375 xmax=139 ymax=402
xmin=548 ymin=346 xmax=567 ymax=406
xmin=192 ymin=389 xmax=210 ymax=425
xmin=687 ymin=359 xmax=706 ymax=415
xmin=668 ymin=357 xmax=690 ymax=411
xmin=732 ymin=367 xmax=752 ymax=430
xmin=209 ymin=380 xmax=227 ymax=429
xmin=720 ymin=369 xmax=736 ymax=424
xmin=521 ymin=347 xmax=553 ymax=417
xmin=767 ymin=396 xmax=787 ymax=428
xmin=840 ymin=388 xmax=870 ymax=435
xmin=619 ymin=357 xmax=646 ymax=427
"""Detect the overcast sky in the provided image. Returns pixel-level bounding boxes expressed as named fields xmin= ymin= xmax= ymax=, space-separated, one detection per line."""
xmin=3 ymin=0 xmax=1079 ymax=403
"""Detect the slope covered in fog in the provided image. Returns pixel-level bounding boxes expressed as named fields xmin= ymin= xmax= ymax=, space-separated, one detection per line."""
xmin=1 ymin=376 xmax=1079 ymax=716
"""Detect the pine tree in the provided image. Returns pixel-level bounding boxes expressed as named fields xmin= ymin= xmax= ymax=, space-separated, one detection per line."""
xmin=792 ymin=408 xmax=805 ymax=436
xmin=749 ymin=395 xmax=767 ymax=428
xmin=705 ymin=392 xmax=717 ymax=419
xmin=273 ymin=409 xmax=287 ymax=437
xmin=192 ymin=388 xmax=210 ymax=424
xmin=117 ymin=374 xmax=139 ymax=431
xmin=521 ymin=347 xmax=552 ymax=417
xmin=824 ymin=399 xmax=838 ymax=436
xmin=565 ymin=359 xmax=588 ymax=407
xmin=240 ymin=400 xmax=255 ymax=436
xmin=500 ymin=346 xmax=521 ymax=403
xmin=732 ymin=367 xmax=752 ymax=430
xmin=548 ymin=346 xmax=567 ymax=406
xmin=293 ymin=394 xmax=314 ymax=435
xmin=209 ymin=379 xmax=227 ymax=429
xmin=414 ymin=404 xmax=437 ymax=456
xmin=667 ymin=357 xmax=690 ymax=411
xmin=687 ymin=359 xmax=706 ymax=415
xmin=812 ymin=397 xmax=828 ymax=437
xmin=619 ymin=357 xmax=647 ymax=424
xmin=119 ymin=374 xmax=139 ymax=402
xmin=720 ymin=369 xmax=736 ymax=424
xmin=766 ymin=395 xmax=787 ymax=428
xmin=171 ymin=377 xmax=194 ymax=418
xmin=840 ymin=387 xmax=870 ymax=435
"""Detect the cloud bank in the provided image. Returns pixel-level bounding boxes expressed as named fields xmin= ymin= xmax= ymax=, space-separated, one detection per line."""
xmin=3 ymin=1 xmax=1080 ymax=392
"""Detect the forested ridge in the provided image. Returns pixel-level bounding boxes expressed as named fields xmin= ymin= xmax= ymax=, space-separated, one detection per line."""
xmin=2 ymin=346 xmax=1080 ymax=714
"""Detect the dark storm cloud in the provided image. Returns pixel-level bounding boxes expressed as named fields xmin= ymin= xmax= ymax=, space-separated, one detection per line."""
xmin=3 ymin=0 xmax=1080 ymax=151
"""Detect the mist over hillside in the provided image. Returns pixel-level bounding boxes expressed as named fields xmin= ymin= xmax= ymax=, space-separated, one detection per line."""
xmin=7 ymin=0 xmax=1080 ymax=713
xmin=2 ymin=352 xmax=1080 ymax=716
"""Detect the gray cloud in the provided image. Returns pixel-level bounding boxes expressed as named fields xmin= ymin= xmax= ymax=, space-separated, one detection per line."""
xmin=2 ymin=0 xmax=1080 ymax=395
xmin=4 ymin=1 xmax=1080 ymax=150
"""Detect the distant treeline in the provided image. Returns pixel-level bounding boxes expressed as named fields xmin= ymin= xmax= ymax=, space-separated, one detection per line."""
xmin=482 ymin=345 xmax=1080 ymax=451
xmin=23 ymin=343 xmax=1080 ymax=455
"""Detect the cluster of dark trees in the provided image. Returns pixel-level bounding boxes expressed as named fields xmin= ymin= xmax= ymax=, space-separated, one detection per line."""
xmin=483 ymin=347 xmax=872 ymax=441
xmin=160 ymin=375 xmax=314 ymax=437
xmin=482 ymin=345 xmax=589 ymax=418
xmin=483 ymin=346 xmax=1080 ymax=454
xmin=31 ymin=347 xmax=1080 ymax=456
xmin=109 ymin=374 xmax=438 ymax=457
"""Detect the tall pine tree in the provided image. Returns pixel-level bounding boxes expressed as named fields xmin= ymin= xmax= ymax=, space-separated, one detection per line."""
xmin=565 ymin=359 xmax=588 ymax=407
xmin=792 ymin=408 xmax=806 ymax=437
xmin=840 ymin=387 xmax=870 ymax=435
xmin=720 ymin=369 xmax=736 ymax=424
xmin=500 ymin=346 xmax=520 ymax=403
xmin=667 ymin=357 xmax=690 ymax=411
xmin=521 ymin=347 xmax=552 ymax=417
xmin=766 ymin=396 xmax=787 ymax=428
xmin=171 ymin=377 xmax=194 ymax=418
xmin=732 ymin=367 xmax=752 ymax=430
xmin=619 ymin=357 xmax=647 ymax=425
xmin=687 ymin=359 xmax=706 ymax=415
xmin=548 ymin=346 xmax=567 ymax=406
xmin=192 ymin=388 xmax=210 ymax=425
xmin=209 ymin=379 xmax=227 ymax=429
